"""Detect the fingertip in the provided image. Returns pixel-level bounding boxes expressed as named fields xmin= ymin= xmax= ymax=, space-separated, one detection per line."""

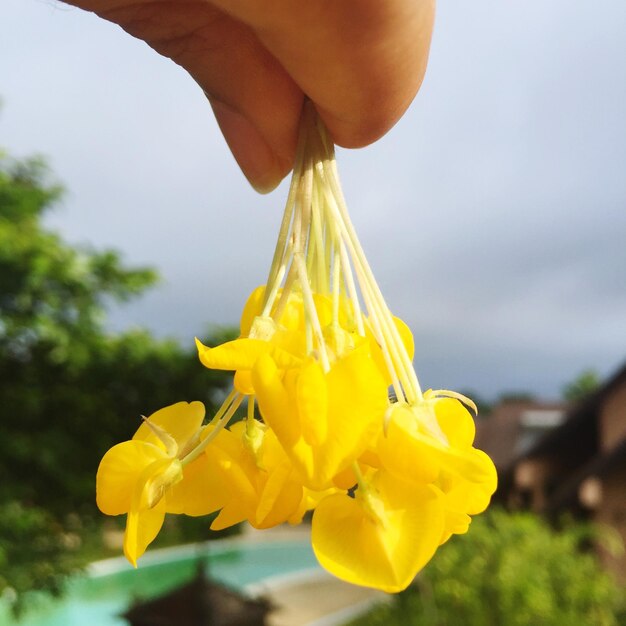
xmin=251 ymin=176 xmax=284 ymax=195
xmin=316 ymin=96 xmax=412 ymax=150
xmin=210 ymin=98 xmax=292 ymax=194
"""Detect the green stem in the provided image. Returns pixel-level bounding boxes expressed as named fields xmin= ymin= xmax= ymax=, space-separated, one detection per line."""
xmin=181 ymin=393 xmax=243 ymax=466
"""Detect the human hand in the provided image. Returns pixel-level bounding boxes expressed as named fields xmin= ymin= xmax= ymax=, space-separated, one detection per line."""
xmin=64 ymin=0 xmax=436 ymax=192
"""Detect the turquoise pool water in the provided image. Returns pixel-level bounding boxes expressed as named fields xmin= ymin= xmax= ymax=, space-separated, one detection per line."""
xmin=2 ymin=539 xmax=319 ymax=626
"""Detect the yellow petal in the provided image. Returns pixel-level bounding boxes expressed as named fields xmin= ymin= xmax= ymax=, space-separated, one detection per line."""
xmin=297 ymin=359 xmax=328 ymax=446
xmin=312 ymin=347 xmax=387 ymax=487
xmin=234 ymin=370 xmax=255 ymax=395
xmin=270 ymin=291 xmax=333 ymax=331
xmin=433 ymin=398 xmax=476 ymax=449
xmin=253 ymin=462 xmax=303 ymax=529
xmin=287 ymin=486 xmax=340 ymax=525
xmin=197 ymin=337 xmax=302 ymax=371
xmin=240 ymin=285 xmax=267 ymax=335
xmin=200 ymin=424 xmax=241 ymax=458
xmin=96 ymin=440 xmax=167 ymax=515
xmin=312 ymin=293 xmax=334 ymax=328
xmin=133 ymin=401 xmax=205 ymax=453
xmin=312 ymin=473 xmax=444 ymax=592
xmin=379 ymin=400 xmax=496 ymax=485
xmin=438 ymin=444 xmax=497 ymax=487
xmin=467 ymin=450 xmax=498 ymax=513
xmin=378 ymin=406 xmax=441 ymax=485
xmin=217 ymin=450 xmax=257 ymax=502
xmin=359 ymin=448 xmax=381 ymax=469
xmin=166 ymin=451 xmax=229 ymax=516
xmin=143 ymin=459 xmax=183 ymax=509
xmin=333 ymin=465 xmax=357 ymax=490
xmin=333 ymin=461 xmax=374 ymax=490
xmin=369 ymin=316 xmax=415 ymax=382
xmin=124 ymin=500 xmax=166 ymax=567
xmin=393 ymin=316 xmax=414 ymax=360
xmin=287 ymin=499 xmax=308 ymax=526
xmin=245 ymin=422 xmax=289 ymax=472
xmin=255 ymin=347 xmax=387 ymax=491
xmin=264 ymin=327 xmax=307 ymax=360
xmin=322 ymin=324 xmax=356 ymax=360
xmin=439 ymin=510 xmax=472 ymax=545
xmin=210 ymin=501 xmax=248 ymax=531
xmin=204 ymin=429 xmax=259 ymax=515
xmin=441 ymin=450 xmax=498 ymax=516
xmin=252 ymin=353 xmax=301 ymax=447
xmin=123 ymin=457 xmax=174 ymax=567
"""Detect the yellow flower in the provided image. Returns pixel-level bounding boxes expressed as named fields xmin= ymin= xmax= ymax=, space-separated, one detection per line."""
xmin=197 ymin=284 xmax=390 ymax=492
xmin=429 ymin=397 xmax=497 ymax=543
xmin=377 ymin=395 xmax=497 ymax=544
xmin=196 ymin=333 xmax=303 ymax=395
xmin=196 ymin=286 xmax=340 ymax=395
xmin=312 ymin=470 xmax=445 ymax=592
xmin=96 ymin=401 xmax=216 ymax=566
xmin=252 ymin=344 xmax=388 ymax=490
xmin=240 ymin=285 xmax=337 ymax=338
xmin=201 ymin=419 xmax=305 ymax=531
xmin=95 ymin=105 xmax=499 ymax=591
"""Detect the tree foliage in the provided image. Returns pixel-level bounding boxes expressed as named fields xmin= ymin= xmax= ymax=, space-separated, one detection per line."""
xmin=497 ymin=391 xmax=536 ymax=404
xmin=349 ymin=509 xmax=624 ymax=626
xmin=0 ymin=502 xmax=84 ymax=617
xmin=0 ymin=151 xmax=232 ymax=611
xmin=562 ymin=369 xmax=601 ymax=404
xmin=0 ymin=154 xmax=157 ymax=363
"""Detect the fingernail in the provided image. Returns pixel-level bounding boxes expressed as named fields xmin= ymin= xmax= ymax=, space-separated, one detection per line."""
xmin=210 ymin=100 xmax=286 ymax=194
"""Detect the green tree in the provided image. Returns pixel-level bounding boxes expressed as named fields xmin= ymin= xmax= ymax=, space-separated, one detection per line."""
xmin=563 ymin=369 xmax=601 ymax=403
xmin=0 ymin=151 xmax=232 ymax=613
xmin=349 ymin=509 xmax=624 ymax=626
xmin=0 ymin=153 xmax=157 ymax=364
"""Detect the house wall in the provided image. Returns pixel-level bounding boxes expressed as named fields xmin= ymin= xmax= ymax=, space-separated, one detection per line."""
xmin=600 ymin=383 xmax=626 ymax=451
xmin=596 ymin=377 xmax=626 ymax=581
xmin=512 ymin=458 xmax=558 ymax=512
xmin=593 ymin=463 xmax=626 ymax=582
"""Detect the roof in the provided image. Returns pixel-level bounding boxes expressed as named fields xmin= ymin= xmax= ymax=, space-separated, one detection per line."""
xmin=521 ymin=361 xmax=626 ymax=461
xmin=494 ymin=361 xmax=626 ymax=511
xmin=474 ymin=400 xmax=567 ymax=470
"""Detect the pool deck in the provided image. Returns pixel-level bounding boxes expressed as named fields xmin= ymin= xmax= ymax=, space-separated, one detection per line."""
xmin=264 ymin=572 xmax=386 ymax=626
xmin=242 ymin=525 xmax=387 ymax=626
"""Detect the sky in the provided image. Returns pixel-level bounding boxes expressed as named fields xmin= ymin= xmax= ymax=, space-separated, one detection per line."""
xmin=1 ymin=0 xmax=625 ymax=400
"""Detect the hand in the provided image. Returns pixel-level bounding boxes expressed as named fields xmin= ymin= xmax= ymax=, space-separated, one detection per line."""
xmin=64 ymin=0 xmax=436 ymax=192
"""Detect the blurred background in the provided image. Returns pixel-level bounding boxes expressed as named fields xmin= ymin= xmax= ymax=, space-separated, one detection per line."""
xmin=1 ymin=0 xmax=625 ymax=624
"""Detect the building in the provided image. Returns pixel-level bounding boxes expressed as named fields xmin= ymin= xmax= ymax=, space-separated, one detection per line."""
xmin=476 ymin=363 xmax=626 ymax=580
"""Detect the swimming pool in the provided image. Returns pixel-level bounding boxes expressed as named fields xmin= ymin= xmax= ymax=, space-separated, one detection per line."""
xmin=3 ymin=536 xmax=320 ymax=626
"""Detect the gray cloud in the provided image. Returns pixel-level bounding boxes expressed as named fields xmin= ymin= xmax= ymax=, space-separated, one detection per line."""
xmin=1 ymin=0 xmax=625 ymax=399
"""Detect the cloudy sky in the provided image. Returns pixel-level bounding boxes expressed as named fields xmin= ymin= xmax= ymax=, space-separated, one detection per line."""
xmin=2 ymin=0 xmax=625 ymax=400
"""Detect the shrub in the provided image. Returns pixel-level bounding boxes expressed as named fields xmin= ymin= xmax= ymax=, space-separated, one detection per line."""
xmin=349 ymin=509 xmax=624 ymax=626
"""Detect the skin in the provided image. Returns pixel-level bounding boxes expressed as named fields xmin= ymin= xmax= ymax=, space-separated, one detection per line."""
xmin=63 ymin=0 xmax=436 ymax=192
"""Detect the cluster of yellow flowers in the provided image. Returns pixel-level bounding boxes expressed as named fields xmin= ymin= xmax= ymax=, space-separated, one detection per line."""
xmin=96 ymin=105 xmax=497 ymax=593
